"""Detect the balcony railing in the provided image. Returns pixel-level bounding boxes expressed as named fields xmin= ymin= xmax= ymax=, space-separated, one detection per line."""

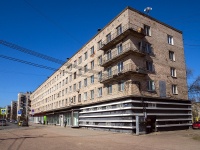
xmin=101 ymin=23 xmax=145 ymax=50
xmin=101 ymin=43 xmax=145 ymax=67
xmin=100 ymin=63 xmax=147 ymax=83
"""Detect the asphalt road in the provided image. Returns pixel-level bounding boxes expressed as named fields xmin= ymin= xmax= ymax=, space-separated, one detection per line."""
xmin=0 ymin=121 xmax=19 ymax=130
xmin=0 ymin=123 xmax=200 ymax=150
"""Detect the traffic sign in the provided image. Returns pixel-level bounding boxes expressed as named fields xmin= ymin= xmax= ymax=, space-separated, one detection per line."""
xmin=0 ymin=109 xmax=6 ymax=115
xmin=17 ymin=110 xmax=22 ymax=116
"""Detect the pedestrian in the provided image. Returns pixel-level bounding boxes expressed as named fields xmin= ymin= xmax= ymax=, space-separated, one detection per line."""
xmin=64 ymin=119 xmax=67 ymax=127
xmin=47 ymin=120 xmax=48 ymax=125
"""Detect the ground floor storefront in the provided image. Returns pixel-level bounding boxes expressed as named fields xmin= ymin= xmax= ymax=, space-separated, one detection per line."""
xmin=32 ymin=97 xmax=192 ymax=135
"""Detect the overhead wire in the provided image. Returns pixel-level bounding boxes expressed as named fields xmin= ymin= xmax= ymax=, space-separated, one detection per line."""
xmin=0 ymin=40 xmax=65 ymax=64
xmin=0 ymin=54 xmax=58 ymax=71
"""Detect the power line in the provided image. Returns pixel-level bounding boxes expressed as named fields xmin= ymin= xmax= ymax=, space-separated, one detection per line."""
xmin=0 ymin=40 xmax=65 ymax=64
xmin=0 ymin=54 xmax=57 ymax=71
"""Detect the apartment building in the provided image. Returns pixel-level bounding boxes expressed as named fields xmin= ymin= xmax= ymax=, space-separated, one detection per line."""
xmin=17 ymin=92 xmax=31 ymax=121
xmin=10 ymin=101 xmax=17 ymax=121
xmin=5 ymin=105 xmax=11 ymax=120
xmin=30 ymin=6 xmax=192 ymax=134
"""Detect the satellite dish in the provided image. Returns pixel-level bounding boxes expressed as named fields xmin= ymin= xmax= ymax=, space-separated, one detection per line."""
xmin=144 ymin=7 xmax=152 ymax=15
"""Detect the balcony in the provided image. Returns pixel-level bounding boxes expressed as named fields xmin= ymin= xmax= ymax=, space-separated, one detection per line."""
xmin=100 ymin=63 xmax=147 ymax=83
xmin=101 ymin=43 xmax=145 ymax=67
xmin=101 ymin=23 xmax=145 ymax=50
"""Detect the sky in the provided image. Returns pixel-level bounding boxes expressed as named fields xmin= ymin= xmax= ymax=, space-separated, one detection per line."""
xmin=0 ymin=0 xmax=200 ymax=107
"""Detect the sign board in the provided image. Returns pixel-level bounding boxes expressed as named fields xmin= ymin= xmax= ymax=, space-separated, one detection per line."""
xmin=31 ymin=109 xmax=34 ymax=115
xmin=17 ymin=110 xmax=22 ymax=116
xmin=0 ymin=109 xmax=6 ymax=115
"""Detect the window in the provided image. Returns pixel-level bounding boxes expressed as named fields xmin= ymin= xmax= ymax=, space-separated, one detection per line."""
xmin=84 ymin=78 xmax=87 ymax=87
xmin=78 ymin=68 xmax=82 ymax=76
xmin=74 ymin=72 xmax=77 ymax=79
xmin=107 ymin=50 xmax=112 ymax=60
xmin=107 ymin=67 xmax=112 ymax=77
xmin=62 ymin=79 xmax=65 ymax=86
xmin=84 ymin=51 xmax=88 ymax=60
xmin=118 ymin=81 xmax=125 ymax=91
xmin=90 ymin=90 xmax=94 ymax=99
xmin=145 ymin=43 xmax=152 ymax=54
xmin=74 ymin=60 xmax=77 ymax=68
xmin=90 ymin=46 xmax=94 ymax=55
xmin=62 ymin=90 xmax=64 ymax=96
xmin=63 ymin=70 xmax=65 ymax=76
xmin=65 ymin=88 xmax=68 ymax=94
xmin=98 ymin=71 xmax=102 ymax=81
xmin=84 ymin=92 xmax=87 ymax=100
xmin=146 ymin=61 xmax=154 ymax=72
xmin=66 ymin=77 xmax=68 ymax=84
xmin=91 ymin=60 xmax=94 ymax=70
xmin=147 ymin=80 xmax=155 ymax=91
xmin=69 ymin=86 xmax=72 ymax=92
xmin=172 ymin=85 xmax=178 ymax=94
xmin=78 ymin=81 xmax=81 ymax=89
xmin=169 ymin=51 xmax=175 ymax=61
xmin=144 ymin=25 xmax=151 ymax=36
xmin=78 ymin=94 xmax=81 ymax=102
xmin=73 ymin=84 xmax=76 ymax=92
xmin=78 ymin=56 xmax=82 ymax=64
xmin=70 ymin=75 xmax=72 ymax=82
xmin=117 ymin=43 xmax=123 ymax=54
xmin=98 ymin=55 xmax=102 ymax=65
xmin=98 ymin=40 xmax=102 ymax=49
xmin=73 ymin=96 xmax=76 ymax=103
xmin=65 ymin=99 xmax=68 ymax=105
xmin=118 ymin=61 xmax=123 ymax=73
xmin=68 ymin=64 xmax=72 ymax=71
xmin=84 ymin=65 xmax=88 ymax=73
xmin=91 ymin=75 xmax=94 ymax=84
xmin=170 ymin=67 xmax=176 ymax=77
xmin=108 ymin=84 xmax=112 ymax=94
xmin=168 ymin=35 xmax=174 ymax=45
xmin=116 ymin=25 xmax=122 ymax=35
xmin=98 ymin=87 xmax=102 ymax=97
xmin=106 ymin=33 xmax=111 ymax=43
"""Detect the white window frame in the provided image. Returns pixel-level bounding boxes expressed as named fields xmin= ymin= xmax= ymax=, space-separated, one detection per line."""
xmin=98 ymin=87 xmax=102 ymax=97
xmin=90 ymin=75 xmax=94 ymax=84
xmin=107 ymin=50 xmax=112 ymax=60
xmin=172 ymin=84 xmax=178 ymax=94
xmin=116 ymin=24 xmax=122 ymax=35
xmin=90 ymin=46 xmax=94 ymax=55
xmin=98 ymin=40 xmax=102 ymax=49
xmin=84 ymin=51 xmax=88 ymax=60
xmin=106 ymin=33 xmax=111 ymax=43
xmin=98 ymin=55 xmax=102 ymax=65
xmin=91 ymin=60 xmax=94 ymax=70
xmin=118 ymin=61 xmax=123 ymax=73
xmin=118 ymin=81 xmax=125 ymax=91
xmin=108 ymin=84 xmax=112 ymax=94
xmin=90 ymin=90 xmax=94 ymax=100
xmin=84 ymin=78 xmax=87 ymax=87
xmin=117 ymin=43 xmax=123 ymax=54
xmin=84 ymin=92 xmax=87 ymax=101
xmin=144 ymin=25 xmax=151 ymax=36
xmin=146 ymin=61 xmax=153 ymax=72
xmin=107 ymin=67 xmax=112 ymax=77
xmin=170 ymin=67 xmax=177 ymax=77
xmin=147 ymin=80 xmax=155 ymax=91
xmin=168 ymin=35 xmax=174 ymax=45
xmin=169 ymin=51 xmax=175 ymax=61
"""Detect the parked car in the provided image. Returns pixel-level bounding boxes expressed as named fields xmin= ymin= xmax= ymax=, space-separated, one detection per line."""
xmin=192 ymin=121 xmax=200 ymax=129
xmin=0 ymin=119 xmax=7 ymax=126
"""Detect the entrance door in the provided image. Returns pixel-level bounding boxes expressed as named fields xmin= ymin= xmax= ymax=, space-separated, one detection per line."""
xmin=72 ymin=111 xmax=79 ymax=127
xmin=60 ymin=114 xmax=64 ymax=126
